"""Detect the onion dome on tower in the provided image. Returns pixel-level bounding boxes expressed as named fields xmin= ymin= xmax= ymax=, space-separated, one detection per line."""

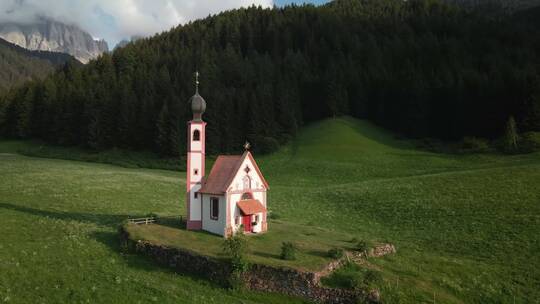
xmin=190 ymin=71 xmax=206 ymax=121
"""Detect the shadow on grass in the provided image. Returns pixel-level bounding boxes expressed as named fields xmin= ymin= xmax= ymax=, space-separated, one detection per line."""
xmin=92 ymin=230 xmax=122 ymax=251
xmin=90 ymin=230 xmax=226 ymax=289
xmin=155 ymin=216 xmax=186 ymax=229
xmin=0 ymin=202 xmax=234 ymax=289
xmin=0 ymin=202 xmax=135 ymax=227
xmin=306 ymin=249 xmax=329 ymax=258
xmin=252 ymin=251 xmax=281 ymax=260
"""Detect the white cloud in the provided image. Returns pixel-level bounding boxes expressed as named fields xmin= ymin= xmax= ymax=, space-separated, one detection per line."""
xmin=0 ymin=0 xmax=274 ymax=47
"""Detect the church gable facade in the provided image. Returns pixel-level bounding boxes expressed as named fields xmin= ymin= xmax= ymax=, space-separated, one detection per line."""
xmin=185 ymin=73 xmax=268 ymax=238
xmin=198 ymin=151 xmax=269 ymax=237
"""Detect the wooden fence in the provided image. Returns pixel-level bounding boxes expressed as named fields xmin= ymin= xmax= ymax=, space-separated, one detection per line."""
xmin=127 ymin=215 xmax=183 ymax=225
xmin=127 ymin=217 xmax=156 ymax=225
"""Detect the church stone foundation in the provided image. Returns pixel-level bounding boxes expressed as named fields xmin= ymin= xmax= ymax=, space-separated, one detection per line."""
xmin=186 ymin=220 xmax=202 ymax=230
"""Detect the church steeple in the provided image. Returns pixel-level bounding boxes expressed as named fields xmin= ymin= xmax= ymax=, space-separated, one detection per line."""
xmin=186 ymin=71 xmax=207 ymax=231
xmin=189 ymin=71 xmax=206 ymax=121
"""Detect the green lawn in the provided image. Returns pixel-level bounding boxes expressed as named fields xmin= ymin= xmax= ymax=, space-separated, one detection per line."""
xmin=126 ymin=219 xmax=359 ymax=272
xmin=1 ymin=117 xmax=539 ymax=303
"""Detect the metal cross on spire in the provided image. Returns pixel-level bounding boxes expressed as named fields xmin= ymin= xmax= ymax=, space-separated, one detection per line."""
xmin=195 ymin=71 xmax=200 ymax=94
xmin=243 ymin=141 xmax=251 ymax=151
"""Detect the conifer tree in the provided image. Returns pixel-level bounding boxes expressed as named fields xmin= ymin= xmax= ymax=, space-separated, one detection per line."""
xmin=504 ymin=116 xmax=519 ymax=153
xmin=16 ymin=86 xmax=35 ymax=138
xmin=156 ymin=101 xmax=170 ymax=156
xmin=0 ymin=95 xmax=7 ymax=136
xmin=523 ymin=88 xmax=540 ymax=131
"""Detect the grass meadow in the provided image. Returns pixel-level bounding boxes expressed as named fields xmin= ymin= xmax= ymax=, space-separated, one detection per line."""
xmin=1 ymin=117 xmax=539 ymax=303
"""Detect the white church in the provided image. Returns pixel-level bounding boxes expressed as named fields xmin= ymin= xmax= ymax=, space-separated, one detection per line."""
xmin=185 ymin=73 xmax=269 ymax=238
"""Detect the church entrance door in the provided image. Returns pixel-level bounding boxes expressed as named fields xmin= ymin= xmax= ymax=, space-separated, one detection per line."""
xmin=242 ymin=215 xmax=252 ymax=233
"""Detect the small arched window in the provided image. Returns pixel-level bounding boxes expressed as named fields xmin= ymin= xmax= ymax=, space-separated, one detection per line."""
xmin=243 ymin=175 xmax=251 ymax=190
xmin=241 ymin=192 xmax=253 ymax=200
xmin=193 ymin=130 xmax=200 ymax=141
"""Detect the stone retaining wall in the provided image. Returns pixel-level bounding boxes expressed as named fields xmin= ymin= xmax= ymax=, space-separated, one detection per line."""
xmin=135 ymin=240 xmax=231 ymax=283
xmin=368 ymin=244 xmax=396 ymax=258
xmin=244 ymin=264 xmax=364 ymax=304
xmin=119 ymin=228 xmax=394 ymax=304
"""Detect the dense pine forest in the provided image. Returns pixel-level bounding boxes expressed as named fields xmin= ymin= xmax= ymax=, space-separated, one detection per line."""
xmin=1 ymin=0 xmax=540 ymax=156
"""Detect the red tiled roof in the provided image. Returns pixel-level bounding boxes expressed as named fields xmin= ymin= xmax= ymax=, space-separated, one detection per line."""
xmin=198 ymin=151 xmax=269 ymax=194
xmin=237 ymin=199 xmax=266 ymax=215
xmin=198 ymin=155 xmax=242 ymax=194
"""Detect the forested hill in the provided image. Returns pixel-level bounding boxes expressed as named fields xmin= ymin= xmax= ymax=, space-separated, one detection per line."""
xmin=0 ymin=38 xmax=78 ymax=92
xmin=1 ymin=0 xmax=540 ymax=156
xmin=446 ymin=0 xmax=540 ymax=11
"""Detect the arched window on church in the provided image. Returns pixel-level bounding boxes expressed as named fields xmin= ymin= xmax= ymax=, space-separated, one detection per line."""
xmin=241 ymin=192 xmax=253 ymax=200
xmin=243 ymin=175 xmax=251 ymax=190
xmin=193 ymin=130 xmax=200 ymax=141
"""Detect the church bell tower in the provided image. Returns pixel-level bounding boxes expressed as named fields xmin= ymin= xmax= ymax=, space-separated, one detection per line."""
xmin=186 ymin=72 xmax=206 ymax=230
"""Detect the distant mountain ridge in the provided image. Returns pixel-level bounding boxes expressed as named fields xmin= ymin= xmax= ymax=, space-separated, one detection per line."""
xmin=0 ymin=37 xmax=78 ymax=65
xmin=0 ymin=18 xmax=108 ymax=64
xmin=0 ymin=37 xmax=78 ymax=92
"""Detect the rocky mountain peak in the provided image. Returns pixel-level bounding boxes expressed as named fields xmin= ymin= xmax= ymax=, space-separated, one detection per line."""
xmin=0 ymin=18 xmax=108 ymax=64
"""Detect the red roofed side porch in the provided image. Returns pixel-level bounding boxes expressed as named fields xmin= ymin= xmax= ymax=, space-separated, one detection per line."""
xmin=236 ymin=199 xmax=267 ymax=235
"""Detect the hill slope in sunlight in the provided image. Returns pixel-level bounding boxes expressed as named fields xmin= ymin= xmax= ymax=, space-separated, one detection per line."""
xmin=262 ymin=117 xmax=540 ymax=303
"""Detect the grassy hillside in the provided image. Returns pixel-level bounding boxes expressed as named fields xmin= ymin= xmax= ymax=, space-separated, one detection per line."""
xmin=1 ymin=117 xmax=539 ymax=303
xmin=262 ymin=118 xmax=540 ymax=302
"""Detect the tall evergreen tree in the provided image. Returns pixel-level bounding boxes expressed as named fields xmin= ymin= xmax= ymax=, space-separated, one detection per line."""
xmin=504 ymin=116 xmax=519 ymax=153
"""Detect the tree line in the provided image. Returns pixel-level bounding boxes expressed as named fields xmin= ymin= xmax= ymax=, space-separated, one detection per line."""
xmin=1 ymin=0 xmax=539 ymax=156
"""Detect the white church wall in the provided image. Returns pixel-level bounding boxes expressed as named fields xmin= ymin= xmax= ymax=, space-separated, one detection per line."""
xmin=252 ymin=212 xmax=263 ymax=233
xmin=230 ymin=193 xmax=243 ymax=234
xmin=230 ymin=193 xmax=239 ymax=232
xmin=202 ymin=194 xmax=226 ymax=236
xmin=254 ymin=191 xmax=266 ymax=205
xmin=189 ymin=183 xmax=202 ymax=221
xmin=188 ymin=152 xmax=203 ymax=183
